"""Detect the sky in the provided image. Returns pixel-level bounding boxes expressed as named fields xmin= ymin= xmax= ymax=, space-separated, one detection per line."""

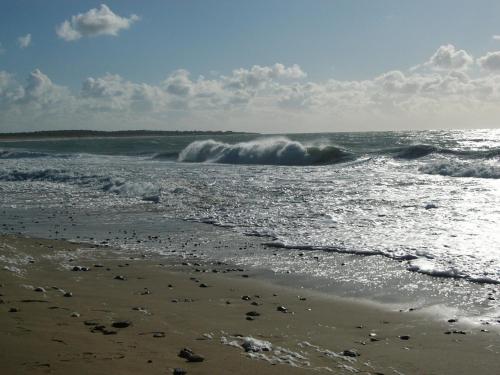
xmin=2 ymin=1 xmax=500 ymax=133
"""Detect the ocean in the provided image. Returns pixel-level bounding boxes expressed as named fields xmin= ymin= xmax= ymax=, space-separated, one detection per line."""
xmin=1 ymin=129 xmax=499 ymax=322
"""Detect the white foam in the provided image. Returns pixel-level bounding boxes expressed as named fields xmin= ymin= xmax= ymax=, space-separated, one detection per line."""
xmin=419 ymin=161 xmax=500 ymax=179
xmin=178 ymin=137 xmax=353 ymax=165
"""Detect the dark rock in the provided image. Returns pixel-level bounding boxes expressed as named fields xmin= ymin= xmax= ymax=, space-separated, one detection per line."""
xmin=92 ymin=325 xmax=106 ymax=332
xmin=277 ymin=306 xmax=288 ymax=313
xmin=173 ymin=368 xmax=187 ymax=375
xmin=199 ymin=283 xmax=208 ymax=288
xmin=246 ymin=316 xmax=255 ymax=321
xmin=342 ymin=349 xmax=360 ymax=357
xmin=9 ymin=307 xmax=19 ymax=312
xmin=84 ymin=320 xmax=99 ymax=326
xmin=445 ymin=330 xmax=466 ymax=335
xmin=34 ymin=287 xmax=46 ymax=292
xmin=447 ymin=318 xmax=458 ymax=323
xmin=399 ymin=335 xmax=410 ymax=340
xmin=178 ymin=348 xmax=204 ymax=362
xmin=246 ymin=311 xmax=261 ymax=317
xmin=112 ymin=320 xmax=132 ymax=328
xmin=114 ymin=275 xmax=126 ymax=281
xmin=63 ymin=292 xmax=73 ymax=297
xmin=241 ymin=295 xmax=251 ymax=301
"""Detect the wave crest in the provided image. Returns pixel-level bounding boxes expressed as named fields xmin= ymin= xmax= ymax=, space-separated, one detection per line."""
xmin=0 ymin=168 xmax=160 ymax=201
xmin=393 ymin=144 xmax=438 ymax=159
xmin=178 ymin=138 xmax=354 ymax=165
xmin=419 ymin=161 xmax=500 ymax=179
xmin=0 ymin=150 xmax=53 ymax=159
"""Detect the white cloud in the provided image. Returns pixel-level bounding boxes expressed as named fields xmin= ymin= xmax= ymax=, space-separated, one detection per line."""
xmin=493 ymin=35 xmax=500 ymax=41
xmin=4 ymin=59 xmax=500 ymax=132
xmin=422 ymin=44 xmax=473 ymax=71
xmin=224 ymin=63 xmax=306 ymax=91
xmin=17 ymin=34 xmax=31 ymax=48
xmin=56 ymin=4 xmax=139 ymax=41
xmin=477 ymin=51 xmax=500 ymax=73
xmin=0 ymin=42 xmax=5 ymax=54
xmin=164 ymin=69 xmax=193 ymax=97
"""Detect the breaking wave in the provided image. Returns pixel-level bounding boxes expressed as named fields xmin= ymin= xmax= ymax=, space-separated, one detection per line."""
xmin=0 ymin=150 xmax=55 ymax=159
xmin=419 ymin=161 xmax=500 ymax=179
xmin=0 ymin=168 xmax=160 ymax=202
xmin=391 ymin=144 xmax=500 ymax=160
xmin=178 ymin=138 xmax=355 ymax=165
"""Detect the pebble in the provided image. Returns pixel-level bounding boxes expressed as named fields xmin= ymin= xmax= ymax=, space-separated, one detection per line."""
xmin=178 ymin=348 xmax=204 ymax=363
xmin=91 ymin=325 xmax=106 ymax=332
xmin=9 ymin=307 xmax=19 ymax=313
xmin=173 ymin=368 xmax=187 ymax=375
xmin=241 ymin=295 xmax=251 ymax=301
xmin=342 ymin=349 xmax=360 ymax=357
xmin=72 ymin=266 xmax=90 ymax=272
xmin=34 ymin=287 xmax=46 ymax=293
xmin=199 ymin=283 xmax=208 ymax=288
xmin=399 ymin=335 xmax=410 ymax=340
xmin=445 ymin=330 xmax=466 ymax=335
xmin=246 ymin=311 xmax=261 ymax=317
xmin=114 ymin=275 xmax=126 ymax=281
xmin=63 ymin=292 xmax=73 ymax=297
xmin=112 ymin=320 xmax=132 ymax=328
xmin=70 ymin=312 xmax=80 ymax=318
xmin=277 ymin=306 xmax=288 ymax=313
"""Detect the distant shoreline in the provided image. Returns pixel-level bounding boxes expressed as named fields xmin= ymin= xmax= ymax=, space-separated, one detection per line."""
xmin=0 ymin=129 xmax=257 ymax=141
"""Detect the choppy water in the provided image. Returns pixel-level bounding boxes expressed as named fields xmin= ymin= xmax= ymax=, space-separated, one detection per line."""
xmin=1 ymin=129 xmax=499 ymax=288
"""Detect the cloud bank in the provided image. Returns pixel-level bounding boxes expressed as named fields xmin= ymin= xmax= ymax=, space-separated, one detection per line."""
xmin=56 ymin=4 xmax=139 ymax=41
xmin=2 ymin=45 xmax=500 ymax=132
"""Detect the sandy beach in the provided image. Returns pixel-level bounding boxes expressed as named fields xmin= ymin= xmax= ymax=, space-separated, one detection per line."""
xmin=0 ymin=233 xmax=499 ymax=375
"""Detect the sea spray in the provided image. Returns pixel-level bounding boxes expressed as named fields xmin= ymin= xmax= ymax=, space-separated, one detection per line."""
xmin=178 ymin=137 xmax=354 ymax=165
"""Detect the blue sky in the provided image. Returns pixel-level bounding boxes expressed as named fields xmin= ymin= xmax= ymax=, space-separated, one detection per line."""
xmin=2 ymin=1 xmax=500 ymax=132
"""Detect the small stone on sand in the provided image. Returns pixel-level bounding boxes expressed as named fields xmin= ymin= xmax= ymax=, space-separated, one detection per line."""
xmin=112 ymin=320 xmax=132 ymax=328
xmin=342 ymin=349 xmax=360 ymax=357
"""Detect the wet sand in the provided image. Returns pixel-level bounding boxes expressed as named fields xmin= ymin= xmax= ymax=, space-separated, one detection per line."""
xmin=0 ymin=234 xmax=499 ymax=375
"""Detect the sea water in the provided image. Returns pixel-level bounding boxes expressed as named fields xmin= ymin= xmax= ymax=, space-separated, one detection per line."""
xmin=0 ymin=129 xmax=499 ymax=321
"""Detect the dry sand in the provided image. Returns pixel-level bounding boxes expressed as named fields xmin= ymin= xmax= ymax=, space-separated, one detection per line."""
xmin=0 ymin=234 xmax=499 ymax=375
